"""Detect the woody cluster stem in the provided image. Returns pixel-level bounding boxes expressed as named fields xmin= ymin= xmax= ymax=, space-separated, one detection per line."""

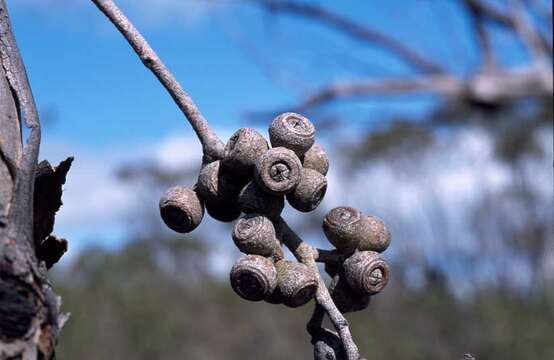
xmin=91 ymin=1 xmax=393 ymax=359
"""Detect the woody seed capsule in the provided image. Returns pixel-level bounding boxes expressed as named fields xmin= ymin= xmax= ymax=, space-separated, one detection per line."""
xmin=301 ymin=143 xmax=329 ymax=176
xmin=357 ymin=215 xmax=391 ymax=253
xmin=232 ymin=214 xmax=282 ymax=258
xmin=159 ymin=186 xmax=204 ymax=233
xmin=343 ymin=251 xmax=390 ymax=295
xmin=222 ymin=128 xmax=269 ymax=180
xmin=196 ymin=160 xmax=241 ymax=222
xmin=329 ymin=273 xmax=371 ymax=313
xmin=269 ymin=112 xmax=315 ymax=157
xmin=254 ymin=147 xmax=302 ymax=195
xmin=286 ymin=168 xmax=327 ymax=212
xmin=238 ymin=181 xmax=285 ymax=219
xmin=266 ymin=260 xmax=318 ymax=308
xmin=230 ymin=255 xmax=277 ymax=302
xmin=322 ymin=206 xmax=372 ymax=254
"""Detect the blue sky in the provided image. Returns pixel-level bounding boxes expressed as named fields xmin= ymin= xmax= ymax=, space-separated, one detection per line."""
xmin=8 ymin=0 xmax=533 ymax=148
xmin=5 ymin=1 xmax=550 ymax=273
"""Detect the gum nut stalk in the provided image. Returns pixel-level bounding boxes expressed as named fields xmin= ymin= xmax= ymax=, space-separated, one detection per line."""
xmin=343 ymin=251 xmax=390 ymax=295
xmin=269 ymin=112 xmax=315 ymax=157
xmin=230 ymin=255 xmax=277 ymax=302
xmin=232 ymin=214 xmax=280 ymax=257
xmin=301 ymin=143 xmax=329 ymax=175
xmin=254 ymin=147 xmax=302 ymax=195
xmin=329 ymin=273 xmax=371 ymax=313
xmin=222 ymin=128 xmax=269 ymax=178
xmin=196 ymin=160 xmax=241 ymax=222
xmin=357 ymin=215 xmax=391 ymax=253
xmin=238 ymin=181 xmax=285 ymax=219
xmin=322 ymin=206 xmax=372 ymax=254
xmin=159 ymin=186 xmax=204 ymax=233
xmin=286 ymin=168 xmax=327 ymax=212
xmin=267 ymin=260 xmax=318 ymax=308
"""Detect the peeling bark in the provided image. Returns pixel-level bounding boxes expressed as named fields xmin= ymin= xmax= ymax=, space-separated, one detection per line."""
xmin=0 ymin=1 xmax=70 ymax=358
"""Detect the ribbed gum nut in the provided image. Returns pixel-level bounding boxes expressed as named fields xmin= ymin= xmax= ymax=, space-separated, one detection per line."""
xmin=329 ymin=274 xmax=371 ymax=313
xmin=254 ymin=147 xmax=302 ymax=195
xmin=222 ymin=128 xmax=269 ymax=179
xmin=322 ymin=206 xmax=370 ymax=254
xmin=301 ymin=143 xmax=329 ymax=176
xmin=230 ymin=255 xmax=277 ymax=302
xmin=159 ymin=186 xmax=204 ymax=233
xmin=238 ymin=181 xmax=285 ymax=219
xmin=232 ymin=214 xmax=280 ymax=257
xmin=357 ymin=215 xmax=391 ymax=253
xmin=286 ymin=168 xmax=327 ymax=212
xmin=269 ymin=112 xmax=315 ymax=157
xmin=343 ymin=251 xmax=390 ymax=295
xmin=196 ymin=161 xmax=241 ymax=222
xmin=268 ymin=260 xmax=318 ymax=308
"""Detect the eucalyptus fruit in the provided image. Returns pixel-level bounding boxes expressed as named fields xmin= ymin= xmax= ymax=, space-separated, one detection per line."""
xmin=232 ymin=214 xmax=282 ymax=258
xmin=196 ymin=160 xmax=241 ymax=222
xmin=357 ymin=215 xmax=391 ymax=253
xmin=329 ymin=273 xmax=371 ymax=313
xmin=322 ymin=206 xmax=370 ymax=254
xmin=238 ymin=181 xmax=285 ymax=218
xmin=254 ymin=147 xmax=302 ymax=195
xmin=157 ymin=111 xmax=393 ymax=360
xmin=269 ymin=112 xmax=315 ymax=157
xmin=159 ymin=186 xmax=204 ymax=233
xmin=343 ymin=251 xmax=390 ymax=295
xmin=222 ymin=128 xmax=269 ymax=179
xmin=267 ymin=260 xmax=318 ymax=308
xmin=302 ymin=143 xmax=329 ymax=176
xmin=230 ymin=255 xmax=277 ymax=301
xmin=286 ymin=168 xmax=327 ymax=212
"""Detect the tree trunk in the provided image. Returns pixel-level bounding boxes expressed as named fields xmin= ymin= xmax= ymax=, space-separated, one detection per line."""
xmin=0 ymin=1 xmax=70 ymax=359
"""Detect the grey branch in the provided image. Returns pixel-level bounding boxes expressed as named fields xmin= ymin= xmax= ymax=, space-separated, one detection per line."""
xmin=465 ymin=0 xmax=551 ymax=56
xmin=0 ymin=0 xmax=41 ymax=245
xmin=275 ymin=217 xmax=360 ymax=360
xmin=257 ymin=0 xmax=445 ymax=74
xmin=464 ymin=0 xmax=497 ymax=71
xmin=297 ymin=67 xmax=552 ymax=111
xmin=90 ymin=0 xmax=225 ymax=161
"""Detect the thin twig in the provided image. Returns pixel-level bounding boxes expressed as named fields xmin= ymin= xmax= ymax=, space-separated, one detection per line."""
xmin=90 ymin=0 xmax=225 ymax=161
xmin=257 ymin=0 xmax=445 ymax=74
xmin=275 ymin=217 xmax=360 ymax=360
xmin=464 ymin=0 xmax=497 ymax=72
xmin=314 ymin=248 xmax=344 ymax=264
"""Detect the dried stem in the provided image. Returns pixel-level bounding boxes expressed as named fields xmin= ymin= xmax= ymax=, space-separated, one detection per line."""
xmin=91 ymin=1 xmax=362 ymax=358
xmin=275 ymin=217 xmax=360 ymax=360
xmin=258 ymin=0 xmax=445 ymax=74
xmin=90 ymin=0 xmax=225 ymax=161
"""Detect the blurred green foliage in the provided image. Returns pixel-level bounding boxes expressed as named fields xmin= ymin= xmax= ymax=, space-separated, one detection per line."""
xmin=53 ymin=236 xmax=554 ymax=360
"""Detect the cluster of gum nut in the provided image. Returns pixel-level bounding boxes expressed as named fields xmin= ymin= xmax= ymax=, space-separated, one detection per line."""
xmin=159 ymin=112 xmax=391 ymax=311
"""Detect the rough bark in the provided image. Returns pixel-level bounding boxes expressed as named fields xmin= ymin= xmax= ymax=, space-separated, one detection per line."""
xmin=0 ymin=1 xmax=70 ymax=358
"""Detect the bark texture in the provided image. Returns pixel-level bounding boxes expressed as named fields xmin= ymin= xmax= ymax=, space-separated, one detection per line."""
xmin=0 ymin=1 xmax=70 ymax=358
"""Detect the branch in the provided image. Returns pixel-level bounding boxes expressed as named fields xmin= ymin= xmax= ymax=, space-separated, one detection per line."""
xmin=90 ymin=0 xmax=225 ymax=161
xmin=314 ymin=248 xmax=344 ymax=264
xmin=275 ymin=217 xmax=360 ymax=360
xmin=466 ymin=0 xmax=551 ymax=57
xmin=464 ymin=0 xmax=497 ymax=72
xmin=299 ymin=75 xmax=462 ymax=110
xmin=257 ymin=0 xmax=445 ymax=74
xmin=509 ymin=0 xmax=551 ymax=63
xmin=0 ymin=0 xmax=42 ymax=247
xmin=291 ymin=68 xmax=552 ymax=112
